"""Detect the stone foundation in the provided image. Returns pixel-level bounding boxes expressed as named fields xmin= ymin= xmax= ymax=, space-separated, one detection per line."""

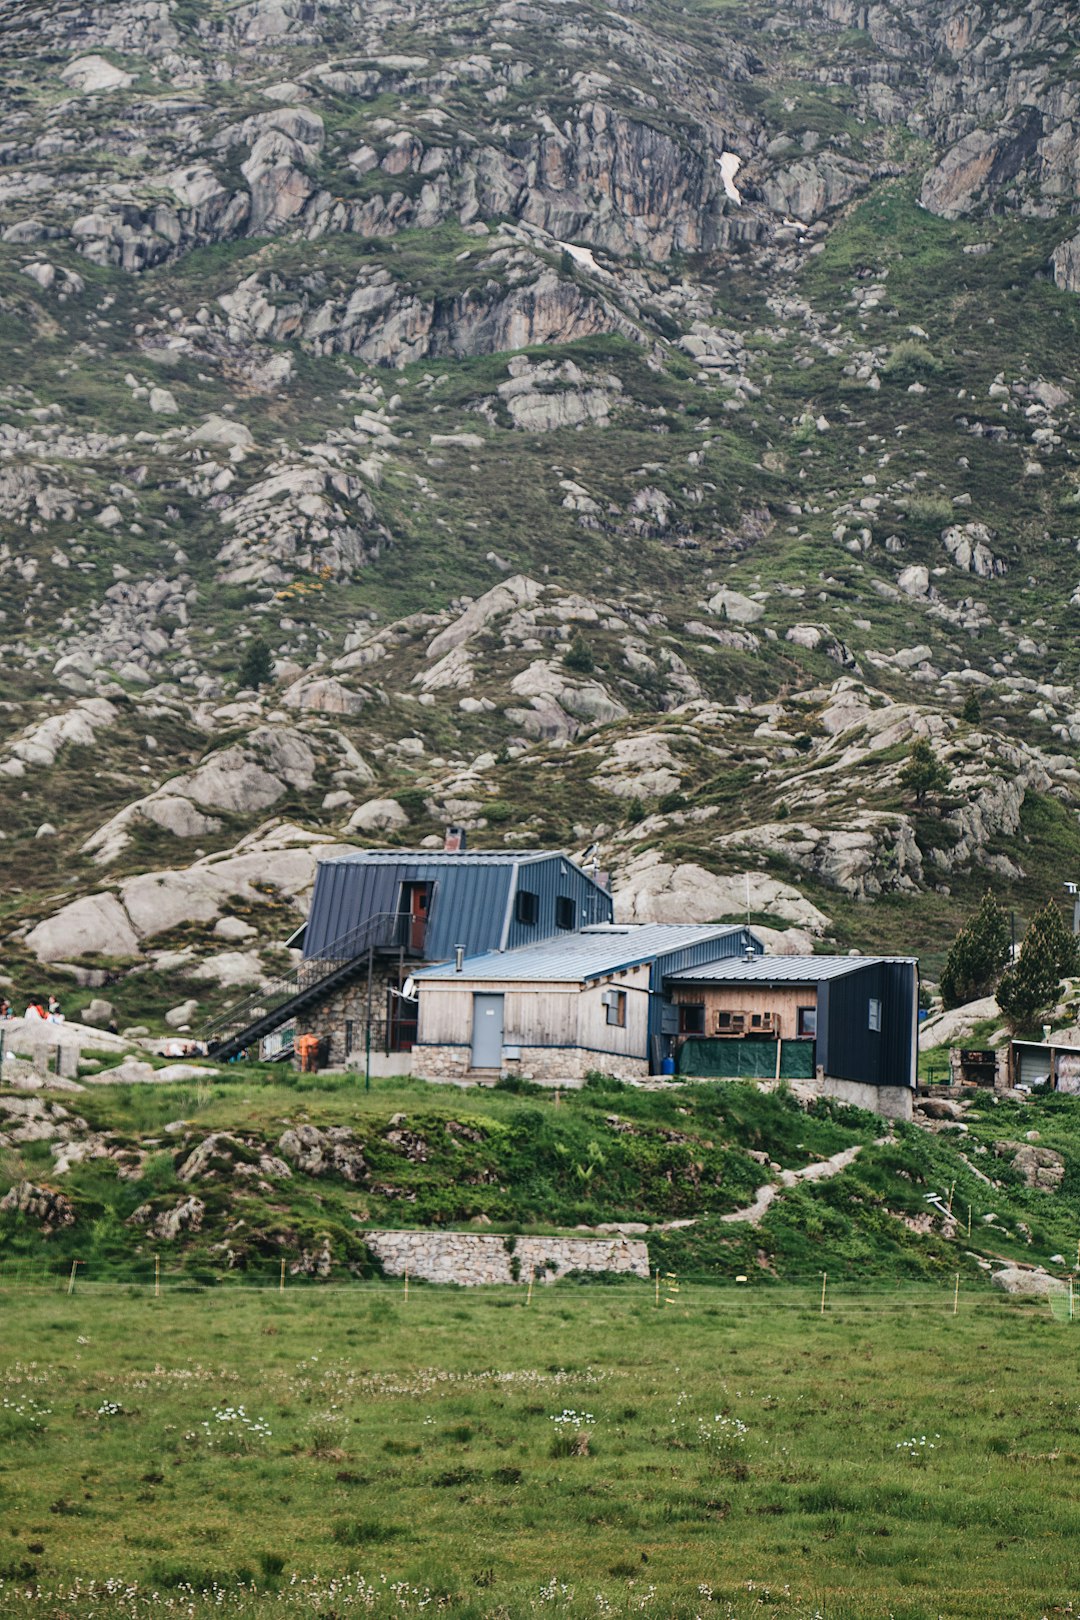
xmin=304 ymin=957 xmax=413 ymax=1067
xmin=413 ymin=1043 xmax=650 ymax=1084
xmin=814 ymin=1074 xmax=913 ymax=1121
xmin=363 ymin=1229 xmax=650 ymax=1286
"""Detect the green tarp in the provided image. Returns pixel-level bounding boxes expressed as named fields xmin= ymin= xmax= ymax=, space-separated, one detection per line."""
xmin=677 ymin=1038 xmax=815 ymax=1080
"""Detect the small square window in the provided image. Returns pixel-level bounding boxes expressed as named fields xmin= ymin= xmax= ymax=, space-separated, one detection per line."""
xmin=555 ymin=895 xmax=575 ymax=930
xmin=797 ymin=1006 xmax=817 ymax=1038
xmin=515 ymin=889 xmax=539 ymax=925
xmin=679 ymin=1004 xmax=705 ymax=1035
xmin=606 ymin=989 xmax=627 ymax=1027
xmin=868 ymin=997 xmax=882 ymax=1033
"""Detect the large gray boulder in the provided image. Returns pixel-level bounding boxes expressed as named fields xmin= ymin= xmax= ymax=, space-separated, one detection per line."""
xmin=25 ymin=892 xmax=139 ymax=962
xmin=990 ymin=1266 xmax=1058 ymax=1298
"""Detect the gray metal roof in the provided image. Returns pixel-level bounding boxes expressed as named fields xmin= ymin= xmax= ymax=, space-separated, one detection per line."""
xmin=320 ymin=849 xmax=559 ymax=867
xmin=415 ymin=924 xmax=745 ymax=983
xmin=669 ymin=954 xmax=917 ymax=985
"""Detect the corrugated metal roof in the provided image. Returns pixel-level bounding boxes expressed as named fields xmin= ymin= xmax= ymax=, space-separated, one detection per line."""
xmin=318 ymin=849 xmax=558 ymax=867
xmin=415 ymin=924 xmax=745 ymax=983
xmin=670 ymin=954 xmax=917 ymax=985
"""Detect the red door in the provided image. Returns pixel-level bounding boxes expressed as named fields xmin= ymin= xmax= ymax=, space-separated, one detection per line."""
xmin=408 ymin=884 xmax=429 ymax=953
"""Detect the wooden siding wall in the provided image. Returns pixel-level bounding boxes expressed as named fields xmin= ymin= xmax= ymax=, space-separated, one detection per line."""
xmin=578 ymin=965 xmax=651 ymax=1058
xmin=670 ymin=986 xmax=816 ymax=1038
xmin=417 ymin=964 xmax=652 ymax=1057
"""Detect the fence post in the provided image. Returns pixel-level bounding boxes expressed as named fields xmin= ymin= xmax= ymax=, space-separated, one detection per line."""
xmin=155 ymin=1255 xmax=161 ymax=1300
xmin=819 ymin=1272 xmax=827 ymax=1315
xmin=279 ymin=1257 xmax=286 ymax=1295
xmin=952 ymin=1272 xmax=960 ymax=1316
xmin=67 ymin=1259 xmax=81 ymax=1296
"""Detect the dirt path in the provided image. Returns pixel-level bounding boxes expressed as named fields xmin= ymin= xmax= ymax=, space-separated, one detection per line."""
xmin=719 ymin=1141 xmax=881 ymax=1226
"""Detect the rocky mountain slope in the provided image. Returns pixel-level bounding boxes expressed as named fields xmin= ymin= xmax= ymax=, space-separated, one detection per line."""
xmin=2 ymin=0 xmax=1080 ymax=1024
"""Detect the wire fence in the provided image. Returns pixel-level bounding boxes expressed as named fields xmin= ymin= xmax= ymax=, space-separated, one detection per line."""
xmin=0 ymin=1257 xmax=1061 ymax=1317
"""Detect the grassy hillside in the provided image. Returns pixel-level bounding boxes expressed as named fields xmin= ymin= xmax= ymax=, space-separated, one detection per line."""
xmin=4 ymin=1071 xmax=1080 ymax=1285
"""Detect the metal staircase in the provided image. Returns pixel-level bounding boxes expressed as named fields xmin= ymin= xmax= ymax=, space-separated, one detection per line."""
xmin=204 ymin=910 xmax=410 ymax=1063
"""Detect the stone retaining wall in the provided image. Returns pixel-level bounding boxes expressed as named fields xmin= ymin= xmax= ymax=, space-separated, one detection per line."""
xmin=413 ymin=1044 xmax=650 ymax=1084
xmin=363 ymin=1229 xmax=650 ymax=1286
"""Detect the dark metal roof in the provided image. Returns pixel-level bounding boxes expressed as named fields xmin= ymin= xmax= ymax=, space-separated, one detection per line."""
xmin=318 ymin=849 xmax=565 ymax=867
xmin=415 ymin=924 xmax=745 ymax=983
xmin=303 ymin=849 xmax=612 ymax=962
xmin=669 ymin=954 xmax=917 ymax=985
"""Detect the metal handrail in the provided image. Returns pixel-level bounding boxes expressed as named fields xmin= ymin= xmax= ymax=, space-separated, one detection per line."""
xmin=204 ymin=909 xmax=410 ymax=1044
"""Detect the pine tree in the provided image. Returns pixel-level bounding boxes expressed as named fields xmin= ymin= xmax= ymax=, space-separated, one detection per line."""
xmin=1029 ymin=899 xmax=1080 ymax=979
xmin=898 ymin=737 xmax=951 ymax=807
xmin=996 ymin=901 xmax=1079 ymax=1032
xmin=940 ymin=891 xmax=1010 ymax=1009
xmin=960 ymin=688 xmax=982 ymax=725
xmin=238 ymin=637 xmax=273 ymax=690
xmin=563 ymin=634 xmax=595 ymax=674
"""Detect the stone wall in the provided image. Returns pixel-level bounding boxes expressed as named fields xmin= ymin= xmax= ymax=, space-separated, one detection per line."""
xmin=413 ymin=1043 xmax=650 ymax=1084
xmin=363 ymin=1229 xmax=651 ymax=1286
xmin=306 ymin=958 xmax=409 ymax=1067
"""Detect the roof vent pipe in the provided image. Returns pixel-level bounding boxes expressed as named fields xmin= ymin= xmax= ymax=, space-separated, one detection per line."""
xmin=455 ymin=944 xmax=465 ymax=973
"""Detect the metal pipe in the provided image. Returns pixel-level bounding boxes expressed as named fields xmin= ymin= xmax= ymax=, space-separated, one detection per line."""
xmin=365 ymin=945 xmax=373 ymax=1092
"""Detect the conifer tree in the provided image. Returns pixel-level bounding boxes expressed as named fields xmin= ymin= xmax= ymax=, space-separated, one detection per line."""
xmin=996 ymin=901 xmax=1079 ymax=1032
xmin=940 ymin=891 xmax=1010 ymax=1009
xmin=238 ymin=637 xmax=273 ymax=690
xmin=961 ymin=688 xmax=982 ymax=725
xmin=899 ymin=737 xmax=951 ymax=807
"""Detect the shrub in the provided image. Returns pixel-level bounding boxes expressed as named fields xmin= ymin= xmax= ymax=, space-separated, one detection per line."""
xmin=563 ymin=634 xmax=595 ymax=674
xmin=882 ymin=339 xmax=943 ymax=383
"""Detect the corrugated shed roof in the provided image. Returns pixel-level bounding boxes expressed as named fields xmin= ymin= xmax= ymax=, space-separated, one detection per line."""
xmin=670 ymin=954 xmax=917 ymax=985
xmin=318 ymin=849 xmax=559 ymax=867
xmin=415 ymin=924 xmax=744 ymax=983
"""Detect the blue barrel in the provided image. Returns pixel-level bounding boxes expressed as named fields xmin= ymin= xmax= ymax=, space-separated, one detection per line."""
xmin=661 ymin=1055 xmax=676 ymax=1076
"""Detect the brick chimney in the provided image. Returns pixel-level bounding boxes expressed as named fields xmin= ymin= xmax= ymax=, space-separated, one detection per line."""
xmin=443 ymin=825 xmax=467 ymax=853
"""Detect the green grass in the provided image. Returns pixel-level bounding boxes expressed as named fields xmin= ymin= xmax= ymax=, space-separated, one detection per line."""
xmin=5 ymin=1076 xmax=1080 ymax=1288
xmin=0 ymin=1284 xmax=1077 ymax=1617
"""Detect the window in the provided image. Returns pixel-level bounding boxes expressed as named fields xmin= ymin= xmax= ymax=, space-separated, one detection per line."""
xmin=678 ymin=1004 xmax=705 ymax=1035
xmin=555 ymin=895 xmax=575 ymax=930
xmin=515 ymin=889 xmax=539 ymax=925
xmin=797 ymin=1006 xmax=817 ymax=1038
xmin=344 ymin=1019 xmax=354 ymax=1058
xmin=868 ymin=997 xmax=882 ymax=1032
xmin=605 ymin=989 xmax=627 ymax=1028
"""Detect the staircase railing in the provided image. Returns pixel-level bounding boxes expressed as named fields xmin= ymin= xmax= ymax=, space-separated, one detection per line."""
xmin=203 ymin=909 xmax=409 ymax=1048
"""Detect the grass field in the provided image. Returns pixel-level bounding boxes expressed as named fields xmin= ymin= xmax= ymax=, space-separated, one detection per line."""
xmin=1 ymin=1282 xmax=1077 ymax=1619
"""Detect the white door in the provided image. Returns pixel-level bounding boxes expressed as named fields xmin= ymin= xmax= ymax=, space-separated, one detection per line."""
xmin=471 ymin=994 xmax=504 ymax=1068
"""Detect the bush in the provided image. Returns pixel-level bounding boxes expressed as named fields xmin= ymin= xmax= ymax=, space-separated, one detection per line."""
xmin=882 ymin=339 xmax=943 ymax=383
xmin=563 ymin=634 xmax=595 ymax=674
